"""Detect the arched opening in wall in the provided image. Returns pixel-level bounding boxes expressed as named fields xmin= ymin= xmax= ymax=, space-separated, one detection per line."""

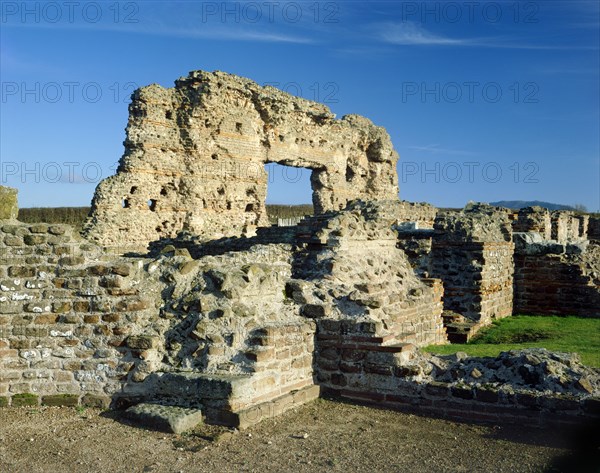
xmin=264 ymin=163 xmax=314 ymax=226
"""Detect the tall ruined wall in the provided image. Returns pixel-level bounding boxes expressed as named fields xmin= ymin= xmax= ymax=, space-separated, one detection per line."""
xmin=84 ymin=70 xmax=399 ymax=249
xmin=430 ymin=204 xmax=514 ymax=323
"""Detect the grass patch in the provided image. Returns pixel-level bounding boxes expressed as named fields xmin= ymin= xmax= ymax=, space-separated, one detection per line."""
xmin=424 ymin=315 xmax=600 ymax=367
xmin=11 ymin=393 xmax=40 ymax=407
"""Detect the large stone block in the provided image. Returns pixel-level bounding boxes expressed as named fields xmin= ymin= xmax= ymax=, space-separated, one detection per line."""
xmin=124 ymin=403 xmax=203 ymax=434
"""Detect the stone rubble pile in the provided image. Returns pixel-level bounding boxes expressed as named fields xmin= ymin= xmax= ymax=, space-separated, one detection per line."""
xmin=425 ymin=348 xmax=600 ymax=397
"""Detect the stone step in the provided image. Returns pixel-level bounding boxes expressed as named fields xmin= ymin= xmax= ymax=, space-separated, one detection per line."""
xmin=123 ymin=403 xmax=203 ymax=434
xmin=152 ymin=372 xmax=254 ymax=407
xmin=131 ymin=372 xmax=319 ymax=429
xmin=396 ymin=332 xmax=417 ymax=344
xmin=444 ymin=322 xmax=483 ymax=344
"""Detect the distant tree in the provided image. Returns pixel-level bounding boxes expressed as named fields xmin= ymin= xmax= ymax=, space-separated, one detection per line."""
xmin=573 ymin=204 xmax=588 ymax=213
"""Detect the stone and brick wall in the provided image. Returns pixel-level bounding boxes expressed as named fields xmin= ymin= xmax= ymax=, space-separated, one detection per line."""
xmin=513 ymin=206 xmax=588 ymax=242
xmin=292 ymin=201 xmax=447 ymax=348
xmin=324 ymin=378 xmax=599 ymax=427
xmin=513 ymin=242 xmax=600 ymax=317
xmin=430 ymin=205 xmax=514 ymax=324
xmin=321 ymin=347 xmax=599 ymax=426
xmin=0 ymin=220 xmax=319 ymax=414
xmin=431 ymin=241 xmax=514 ymax=322
xmin=0 ymin=222 xmax=154 ymax=407
xmin=2 ymin=184 xmax=598 ymax=426
xmin=1 ymin=200 xmax=444 ymax=414
xmin=84 ymin=71 xmax=400 ymax=248
xmin=589 ymin=216 xmax=600 ymax=241
xmin=137 ymin=321 xmax=317 ymax=428
xmin=394 ymin=201 xmax=437 ymax=229
xmin=396 ymin=230 xmax=433 ymax=278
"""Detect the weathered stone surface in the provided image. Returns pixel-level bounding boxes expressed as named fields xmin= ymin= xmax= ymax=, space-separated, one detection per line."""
xmin=0 ymin=186 xmax=18 ymax=220
xmin=1 ymin=72 xmax=599 ymax=427
xmin=42 ymin=394 xmax=79 ymax=407
xmin=293 ymin=200 xmax=447 ymax=347
xmin=124 ymin=403 xmax=203 ymax=434
xmin=431 ymin=349 xmax=600 ymax=396
xmin=513 ymin=206 xmax=588 ymax=243
xmin=84 ymin=70 xmax=399 ymax=248
xmin=430 ymin=203 xmax=514 ymax=323
xmin=514 ymin=240 xmax=600 ymax=317
xmin=589 ymin=216 xmax=600 ymax=241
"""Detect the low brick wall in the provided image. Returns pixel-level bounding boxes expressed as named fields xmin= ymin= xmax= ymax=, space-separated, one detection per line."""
xmin=0 ymin=222 xmax=157 ymax=407
xmin=240 ymin=322 xmax=315 ymax=409
xmin=0 ymin=222 xmax=319 ymax=418
xmin=122 ymin=321 xmax=318 ymax=428
xmin=514 ymin=252 xmax=600 ymax=317
xmin=314 ymin=321 xmax=599 ymax=426
xmin=324 ymin=382 xmax=599 ymax=426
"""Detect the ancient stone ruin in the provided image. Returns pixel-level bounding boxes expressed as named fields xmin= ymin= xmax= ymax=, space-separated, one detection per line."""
xmin=84 ymin=70 xmax=398 ymax=248
xmin=1 ymin=71 xmax=599 ymax=431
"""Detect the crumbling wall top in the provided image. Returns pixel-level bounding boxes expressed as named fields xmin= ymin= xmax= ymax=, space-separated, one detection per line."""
xmin=434 ymin=203 xmax=512 ymax=243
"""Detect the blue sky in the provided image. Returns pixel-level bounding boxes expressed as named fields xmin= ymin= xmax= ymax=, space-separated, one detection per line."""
xmin=1 ymin=0 xmax=599 ymax=211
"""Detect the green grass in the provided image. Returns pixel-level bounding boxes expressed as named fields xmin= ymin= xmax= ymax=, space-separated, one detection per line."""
xmin=424 ymin=315 xmax=600 ymax=367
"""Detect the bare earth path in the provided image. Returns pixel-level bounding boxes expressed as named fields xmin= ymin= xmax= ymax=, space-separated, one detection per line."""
xmin=0 ymin=398 xmax=597 ymax=473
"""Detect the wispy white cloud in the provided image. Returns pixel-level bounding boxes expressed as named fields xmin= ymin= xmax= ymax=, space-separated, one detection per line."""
xmin=377 ymin=22 xmax=467 ymax=46
xmin=374 ymin=21 xmax=598 ymax=50
xmin=2 ymin=20 xmax=314 ymax=45
xmin=149 ymin=24 xmax=315 ymax=44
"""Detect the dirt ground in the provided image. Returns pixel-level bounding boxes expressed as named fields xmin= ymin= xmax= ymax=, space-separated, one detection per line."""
xmin=0 ymin=398 xmax=597 ymax=473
